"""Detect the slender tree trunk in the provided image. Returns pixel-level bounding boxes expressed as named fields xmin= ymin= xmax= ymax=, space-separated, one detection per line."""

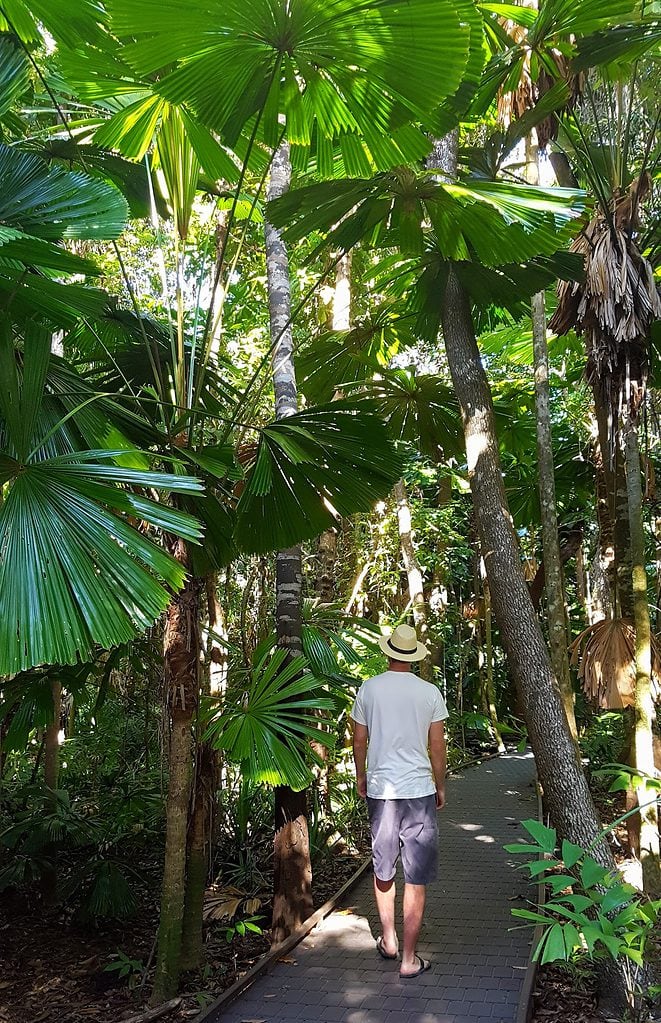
xmin=439 ymin=266 xmax=608 ymax=856
xmin=623 ymin=415 xmax=661 ymax=895
xmin=531 ymin=292 xmax=577 ymax=740
xmin=151 ymin=546 xmax=202 ymax=1005
xmin=393 ymin=479 xmax=433 ymax=682
xmin=42 ymin=678 xmax=62 ymax=905
xmin=593 ymin=390 xmax=633 ymax=617
xmin=181 ymin=739 xmax=217 ymax=969
xmin=181 ymin=576 xmax=222 ymax=970
xmin=265 ymin=141 xmax=313 ymax=944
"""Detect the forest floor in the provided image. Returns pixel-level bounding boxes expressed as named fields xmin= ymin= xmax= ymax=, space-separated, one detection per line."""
xmin=0 ymin=849 xmax=368 ymax=1023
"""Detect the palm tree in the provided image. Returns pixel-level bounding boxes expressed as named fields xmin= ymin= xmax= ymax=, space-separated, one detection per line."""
xmin=548 ymin=46 xmax=661 ymax=891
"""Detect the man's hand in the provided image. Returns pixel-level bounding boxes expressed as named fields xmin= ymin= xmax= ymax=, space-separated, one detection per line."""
xmin=356 ymin=774 xmax=367 ymax=799
xmin=435 ymin=786 xmax=446 ymax=810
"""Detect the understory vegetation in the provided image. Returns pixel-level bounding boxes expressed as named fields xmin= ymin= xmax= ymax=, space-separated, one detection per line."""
xmin=0 ymin=0 xmax=660 ymax=1020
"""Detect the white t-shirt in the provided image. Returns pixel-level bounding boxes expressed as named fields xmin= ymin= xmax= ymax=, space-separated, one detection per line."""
xmin=351 ymin=671 xmax=449 ymax=799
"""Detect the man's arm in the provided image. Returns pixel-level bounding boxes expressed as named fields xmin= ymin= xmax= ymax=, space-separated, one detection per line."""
xmin=352 ymin=721 xmax=369 ymax=799
xmin=429 ymin=720 xmax=447 ymax=809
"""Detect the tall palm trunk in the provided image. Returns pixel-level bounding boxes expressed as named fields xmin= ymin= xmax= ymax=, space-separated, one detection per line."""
xmin=531 ymin=292 xmax=577 ymax=740
xmin=265 ymin=141 xmax=313 ymax=944
xmin=151 ymin=541 xmax=202 ymax=1005
xmin=393 ymin=479 xmax=433 ymax=681
xmin=439 ymin=265 xmax=606 ymax=853
xmin=623 ymin=414 xmax=661 ymax=894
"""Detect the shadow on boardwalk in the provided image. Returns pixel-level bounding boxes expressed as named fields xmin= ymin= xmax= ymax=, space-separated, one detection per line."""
xmin=208 ymin=752 xmax=537 ymax=1023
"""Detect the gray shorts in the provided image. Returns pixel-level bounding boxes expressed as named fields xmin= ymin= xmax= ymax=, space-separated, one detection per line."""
xmin=367 ymin=795 xmax=438 ymax=885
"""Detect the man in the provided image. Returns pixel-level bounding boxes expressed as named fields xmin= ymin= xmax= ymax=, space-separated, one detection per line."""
xmin=351 ymin=624 xmax=448 ymax=979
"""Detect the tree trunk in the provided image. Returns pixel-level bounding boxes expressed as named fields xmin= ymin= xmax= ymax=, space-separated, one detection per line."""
xmin=265 ymin=141 xmax=313 ymax=944
xmin=531 ymin=292 xmax=577 ymax=740
xmin=481 ymin=567 xmax=505 ymax=752
xmin=393 ymin=479 xmax=433 ymax=682
xmin=439 ymin=266 xmax=608 ymax=856
xmin=41 ymin=678 xmax=62 ymax=905
xmin=593 ymin=389 xmax=633 ymax=617
xmin=180 ymin=739 xmax=217 ymax=969
xmin=151 ymin=547 xmax=202 ymax=1005
xmin=622 ymin=414 xmax=661 ymax=895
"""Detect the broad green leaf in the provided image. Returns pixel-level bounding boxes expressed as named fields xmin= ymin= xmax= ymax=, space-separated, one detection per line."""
xmin=105 ymin=0 xmax=480 ymax=172
xmin=580 ymin=858 xmax=610 ymax=890
xmin=235 ymin=404 xmax=402 ymax=554
xmin=521 ymin=819 xmax=557 ymax=854
xmin=539 ymin=923 xmax=569 ymax=964
xmin=0 ymin=145 xmax=128 ymax=240
xmin=203 ymin=649 xmax=334 ymax=790
xmin=0 ymin=33 xmax=28 ymax=118
xmin=0 ymin=0 xmax=107 ymax=47
xmin=561 ymin=839 xmax=586 ymax=870
xmin=0 ymin=331 xmax=204 ymax=674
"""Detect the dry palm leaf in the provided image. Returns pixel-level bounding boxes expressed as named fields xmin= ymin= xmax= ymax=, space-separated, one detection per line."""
xmin=569 ymin=617 xmax=661 ymax=709
xmin=202 ymin=884 xmax=264 ymax=922
xmin=549 ymin=179 xmax=661 ymax=434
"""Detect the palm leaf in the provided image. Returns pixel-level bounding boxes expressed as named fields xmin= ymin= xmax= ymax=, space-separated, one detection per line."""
xmin=0 ymin=32 xmax=29 ymax=118
xmin=105 ymin=0 xmax=480 ymax=170
xmin=235 ymin=404 xmax=403 ymax=553
xmin=268 ymin=169 xmax=587 ymax=266
xmin=204 ymin=649 xmax=333 ymax=790
xmin=570 ymin=618 xmax=661 ymax=710
xmin=346 ymin=369 xmax=464 ymax=461
xmin=0 ymin=323 xmax=204 ymax=674
xmin=0 ymin=0 xmax=107 ymax=47
xmin=297 ymin=304 xmax=414 ymax=403
xmin=574 ymin=21 xmax=661 ymax=71
xmin=0 ymin=144 xmax=128 ymax=240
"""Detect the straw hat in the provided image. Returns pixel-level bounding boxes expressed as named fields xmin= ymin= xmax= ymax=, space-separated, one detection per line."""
xmin=378 ymin=624 xmax=428 ymax=662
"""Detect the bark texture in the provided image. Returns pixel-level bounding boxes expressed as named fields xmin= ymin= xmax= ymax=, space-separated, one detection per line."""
xmin=531 ymin=292 xmax=577 ymax=740
xmin=623 ymin=415 xmax=661 ymax=894
xmin=265 ymin=141 xmax=313 ymax=944
xmin=440 ymin=267 xmax=608 ymax=857
xmin=151 ymin=547 xmax=202 ymax=1005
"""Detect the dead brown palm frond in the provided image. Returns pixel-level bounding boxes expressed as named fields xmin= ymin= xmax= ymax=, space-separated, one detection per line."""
xmin=202 ymin=884 xmax=264 ymax=922
xmin=549 ymin=195 xmax=661 ymax=429
xmin=569 ymin=617 xmax=661 ymax=709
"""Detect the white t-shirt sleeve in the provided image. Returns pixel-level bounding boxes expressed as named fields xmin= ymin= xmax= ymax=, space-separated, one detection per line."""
xmin=431 ymin=688 xmax=449 ymax=722
xmin=351 ymin=686 xmax=367 ymax=726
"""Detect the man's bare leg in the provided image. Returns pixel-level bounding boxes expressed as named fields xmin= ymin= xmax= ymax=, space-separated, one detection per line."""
xmin=400 ymin=882 xmax=426 ymax=975
xmin=373 ymin=876 xmax=398 ymax=955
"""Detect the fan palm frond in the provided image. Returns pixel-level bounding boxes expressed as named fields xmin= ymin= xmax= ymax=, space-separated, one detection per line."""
xmin=569 ymin=617 xmax=661 ymax=710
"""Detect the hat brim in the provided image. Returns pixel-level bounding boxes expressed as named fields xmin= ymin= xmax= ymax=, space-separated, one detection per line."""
xmin=378 ymin=634 xmax=429 ymax=662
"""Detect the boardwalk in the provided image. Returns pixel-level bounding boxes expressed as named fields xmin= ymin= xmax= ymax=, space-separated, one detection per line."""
xmin=211 ymin=752 xmax=537 ymax=1023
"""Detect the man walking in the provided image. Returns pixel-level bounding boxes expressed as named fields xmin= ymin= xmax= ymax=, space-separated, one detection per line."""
xmin=351 ymin=624 xmax=447 ymax=978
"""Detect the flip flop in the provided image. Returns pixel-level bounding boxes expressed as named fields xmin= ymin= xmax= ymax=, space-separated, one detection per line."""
xmin=400 ymin=954 xmax=431 ymax=979
xmin=376 ymin=936 xmax=399 ymax=960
